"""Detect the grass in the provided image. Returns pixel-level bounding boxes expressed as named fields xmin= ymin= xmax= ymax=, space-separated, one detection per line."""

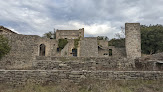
xmin=0 ymin=79 xmax=163 ymax=92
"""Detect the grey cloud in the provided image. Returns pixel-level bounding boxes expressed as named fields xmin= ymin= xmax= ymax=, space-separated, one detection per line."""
xmin=0 ymin=0 xmax=163 ymax=38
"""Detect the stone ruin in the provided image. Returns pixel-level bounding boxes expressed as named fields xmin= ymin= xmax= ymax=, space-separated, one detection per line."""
xmin=0 ymin=24 xmax=140 ymax=58
xmin=0 ymin=23 xmax=162 ymax=86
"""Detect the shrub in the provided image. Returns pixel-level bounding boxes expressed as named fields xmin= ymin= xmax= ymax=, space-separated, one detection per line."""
xmin=0 ymin=35 xmax=10 ymax=59
xmin=58 ymin=39 xmax=68 ymax=50
xmin=74 ymin=38 xmax=80 ymax=49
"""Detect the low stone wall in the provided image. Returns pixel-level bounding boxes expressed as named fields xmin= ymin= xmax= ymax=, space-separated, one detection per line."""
xmin=0 ymin=70 xmax=162 ymax=86
xmin=33 ymin=57 xmax=133 ymax=71
xmin=1 ymin=57 xmax=133 ymax=70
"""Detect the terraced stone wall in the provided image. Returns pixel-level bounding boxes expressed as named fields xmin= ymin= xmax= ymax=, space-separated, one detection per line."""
xmin=0 ymin=70 xmax=162 ymax=86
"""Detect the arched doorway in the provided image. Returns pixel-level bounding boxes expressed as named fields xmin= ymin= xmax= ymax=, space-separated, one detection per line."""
xmin=39 ymin=44 xmax=46 ymax=56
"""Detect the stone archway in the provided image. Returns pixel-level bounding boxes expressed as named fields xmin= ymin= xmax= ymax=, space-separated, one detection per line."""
xmin=39 ymin=44 xmax=46 ymax=56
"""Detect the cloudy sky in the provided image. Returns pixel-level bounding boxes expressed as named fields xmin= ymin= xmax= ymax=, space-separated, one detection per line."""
xmin=0 ymin=0 xmax=163 ymax=38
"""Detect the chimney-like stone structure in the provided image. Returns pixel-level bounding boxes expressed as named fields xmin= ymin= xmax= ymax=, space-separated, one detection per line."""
xmin=125 ymin=23 xmax=141 ymax=59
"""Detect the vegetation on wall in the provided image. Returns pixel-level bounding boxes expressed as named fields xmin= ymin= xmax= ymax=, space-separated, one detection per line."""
xmin=58 ymin=39 xmax=68 ymax=50
xmin=0 ymin=35 xmax=11 ymax=59
xmin=74 ymin=38 xmax=80 ymax=49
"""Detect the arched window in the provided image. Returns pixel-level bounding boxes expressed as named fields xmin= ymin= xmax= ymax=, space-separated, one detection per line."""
xmin=39 ymin=44 xmax=46 ymax=56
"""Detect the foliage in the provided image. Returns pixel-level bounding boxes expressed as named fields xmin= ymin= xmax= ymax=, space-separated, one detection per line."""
xmin=74 ymin=38 xmax=80 ymax=49
xmin=58 ymin=39 xmax=68 ymax=50
xmin=108 ymin=38 xmax=125 ymax=48
xmin=115 ymin=26 xmax=125 ymax=38
xmin=108 ymin=26 xmax=125 ymax=48
xmin=109 ymin=24 xmax=163 ymax=54
xmin=0 ymin=35 xmax=10 ymax=59
xmin=141 ymin=24 xmax=163 ymax=54
xmin=43 ymin=29 xmax=56 ymax=39
xmin=97 ymin=36 xmax=109 ymax=41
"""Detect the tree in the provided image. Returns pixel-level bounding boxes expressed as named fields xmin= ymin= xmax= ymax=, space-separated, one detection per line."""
xmin=43 ymin=29 xmax=56 ymax=39
xmin=109 ymin=25 xmax=163 ymax=54
xmin=141 ymin=24 xmax=163 ymax=54
xmin=108 ymin=38 xmax=125 ymax=48
xmin=0 ymin=35 xmax=11 ymax=59
xmin=97 ymin=36 xmax=109 ymax=41
xmin=108 ymin=26 xmax=125 ymax=48
xmin=115 ymin=26 xmax=125 ymax=39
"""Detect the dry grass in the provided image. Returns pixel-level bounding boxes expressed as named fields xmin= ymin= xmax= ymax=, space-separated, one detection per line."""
xmin=0 ymin=79 xmax=162 ymax=92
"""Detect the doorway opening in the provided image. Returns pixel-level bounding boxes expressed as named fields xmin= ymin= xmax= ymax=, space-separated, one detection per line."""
xmin=72 ymin=49 xmax=77 ymax=57
xmin=109 ymin=49 xmax=112 ymax=56
xmin=39 ymin=44 xmax=46 ymax=56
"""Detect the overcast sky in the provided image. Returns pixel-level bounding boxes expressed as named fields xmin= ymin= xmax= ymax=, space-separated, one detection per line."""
xmin=0 ymin=0 xmax=163 ymax=38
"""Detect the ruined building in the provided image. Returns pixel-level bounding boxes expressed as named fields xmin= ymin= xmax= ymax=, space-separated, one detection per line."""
xmin=0 ymin=23 xmax=141 ymax=68
xmin=1 ymin=23 xmax=162 ymax=86
xmin=0 ymin=23 xmax=141 ymax=58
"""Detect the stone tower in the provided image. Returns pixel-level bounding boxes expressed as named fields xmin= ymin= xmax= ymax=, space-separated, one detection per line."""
xmin=125 ymin=23 xmax=141 ymax=59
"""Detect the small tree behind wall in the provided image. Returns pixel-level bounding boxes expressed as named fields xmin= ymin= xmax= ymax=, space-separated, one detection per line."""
xmin=43 ymin=29 xmax=56 ymax=39
xmin=0 ymin=35 xmax=11 ymax=59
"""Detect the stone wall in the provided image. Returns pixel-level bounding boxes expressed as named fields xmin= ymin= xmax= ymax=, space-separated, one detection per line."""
xmin=98 ymin=40 xmax=108 ymax=47
xmin=135 ymin=58 xmax=163 ymax=71
xmin=0 ymin=26 xmax=17 ymax=35
xmin=0 ymin=70 xmax=162 ymax=86
xmin=112 ymin=47 xmax=126 ymax=58
xmin=32 ymin=57 xmax=131 ymax=70
xmin=125 ymin=23 xmax=141 ymax=59
xmin=0 ymin=34 xmax=58 ymax=69
xmin=79 ymin=28 xmax=84 ymax=38
xmin=56 ymin=28 xmax=84 ymax=40
xmin=98 ymin=47 xmax=109 ymax=57
xmin=79 ymin=37 xmax=98 ymax=57
xmin=98 ymin=46 xmax=126 ymax=58
xmin=61 ymin=39 xmax=75 ymax=57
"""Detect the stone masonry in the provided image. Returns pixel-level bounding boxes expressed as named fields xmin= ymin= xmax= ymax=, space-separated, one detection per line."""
xmin=1 ymin=23 xmax=162 ymax=86
xmin=0 ymin=70 xmax=162 ymax=86
xmin=56 ymin=28 xmax=84 ymax=40
xmin=125 ymin=23 xmax=141 ymax=59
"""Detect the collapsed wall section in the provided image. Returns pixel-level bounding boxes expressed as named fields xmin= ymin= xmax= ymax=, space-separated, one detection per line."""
xmin=61 ymin=39 xmax=75 ymax=57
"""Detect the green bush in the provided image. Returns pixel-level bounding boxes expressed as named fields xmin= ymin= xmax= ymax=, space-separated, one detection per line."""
xmin=0 ymin=35 xmax=10 ymax=59
xmin=141 ymin=25 xmax=163 ymax=54
xmin=43 ymin=31 xmax=56 ymax=39
xmin=58 ymin=39 xmax=68 ymax=50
